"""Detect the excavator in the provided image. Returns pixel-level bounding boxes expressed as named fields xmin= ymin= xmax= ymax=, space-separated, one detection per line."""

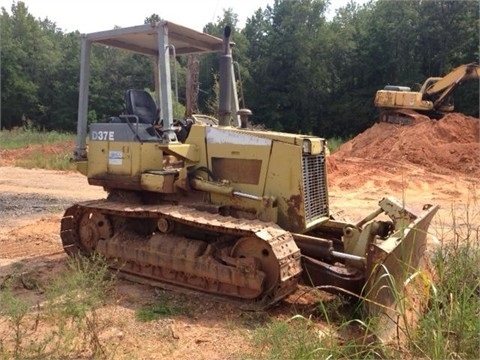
xmin=61 ymin=21 xmax=438 ymax=336
xmin=374 ymin=62 xmax=480 ymax=124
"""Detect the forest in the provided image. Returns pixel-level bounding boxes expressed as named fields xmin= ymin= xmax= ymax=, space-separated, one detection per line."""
xmin=1 ymin=0 xmax=478 ymax=137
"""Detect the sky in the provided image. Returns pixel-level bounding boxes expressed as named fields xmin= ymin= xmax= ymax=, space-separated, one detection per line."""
xmin=1 ymin=0 xmax=362 ymax=33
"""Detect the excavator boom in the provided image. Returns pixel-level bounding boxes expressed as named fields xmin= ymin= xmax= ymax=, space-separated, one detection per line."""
xmin=427 ymin=63 xmax=480 ymax=109
xmin=424 ymin=62 xmax=480 ymax=96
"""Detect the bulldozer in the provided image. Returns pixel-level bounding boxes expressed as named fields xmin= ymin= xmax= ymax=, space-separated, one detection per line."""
xmin=374 ymin=62 xmax=480 ymax=124
xmin=61 ymin=21 xmax=438 ymax=333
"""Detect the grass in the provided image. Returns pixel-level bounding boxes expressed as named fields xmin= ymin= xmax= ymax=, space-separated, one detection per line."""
xmin=248 ymin=311 xmax=387 ymax=359
xmin=0 ymin=255 xmax=116 ymax=359
xmin=409 ymin=197 xmax=480 ymax=359
xmin=0 ymin=128 xmax=76 ymax=170
xmin=247 ymin=232 xmax=479 ymax=359
xmin=14 ymin=150 xmax=76 ymax=170
xmin=411 ymin=237 xmax=480 ymax=359
xmin=251 ymin=315 xmax=326 ymax=359
xmin=136 ymin=293 xmax=191 ymax=322
xmin=0 ymin=128 xmax=74 ymax=149
xmin=246 ymin=196 xmax=480 ymax=360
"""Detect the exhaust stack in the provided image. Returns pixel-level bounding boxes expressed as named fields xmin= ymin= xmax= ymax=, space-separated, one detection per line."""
xmin=218 ymin=26 xmax=232 ymax=126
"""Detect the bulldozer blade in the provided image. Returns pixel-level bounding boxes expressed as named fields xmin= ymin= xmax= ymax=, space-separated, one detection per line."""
xmin=363 ymin=203 xmax=439 ymax=343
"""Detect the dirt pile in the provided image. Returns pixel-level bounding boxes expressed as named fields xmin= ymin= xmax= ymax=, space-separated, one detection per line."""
xmin=332 ymin=113 xmax=479 ymax=176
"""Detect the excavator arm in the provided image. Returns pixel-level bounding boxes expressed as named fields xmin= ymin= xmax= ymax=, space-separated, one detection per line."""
xmin=423 ymin=62 xmax=480 ymax=109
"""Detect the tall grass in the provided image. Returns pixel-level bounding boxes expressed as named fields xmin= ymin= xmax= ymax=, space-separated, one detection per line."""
xmin=0 ymin=255 xmax=116 ymax=359
xmin=410 ymin=237 xmax=480 ymax=359
xmin=247 ymin=199 xmax=480 ymax=360
xmin=13 ymin=150 xmax=75 ymax=170
xmin=409 ymin=195 xmax=480 ymax=359
xmin=249 ymin=310 xmax=387 ymax=359
xmin=0 ymin=128 xmax=74 ymax=149
xmin=0 ymin=129 xmax=75 ymax=170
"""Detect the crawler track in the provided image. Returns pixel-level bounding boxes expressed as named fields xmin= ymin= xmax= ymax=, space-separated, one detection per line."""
xmin=379 ymin=109 xmax=430 ymax=124
xmin=60 ymin=199 xmax=302 ymax=307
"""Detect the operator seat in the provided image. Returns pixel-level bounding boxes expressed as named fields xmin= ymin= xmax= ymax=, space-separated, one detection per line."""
xmin=124 ymin=89 xmax=160 ymax=124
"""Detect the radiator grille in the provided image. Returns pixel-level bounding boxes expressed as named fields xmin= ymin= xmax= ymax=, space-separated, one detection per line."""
xmin=302 ymin=153 xmax=329 ymax=223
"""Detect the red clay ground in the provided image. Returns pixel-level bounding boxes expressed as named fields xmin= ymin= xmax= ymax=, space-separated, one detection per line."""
xmin=0 ymin=113 xmax=478 ymax=358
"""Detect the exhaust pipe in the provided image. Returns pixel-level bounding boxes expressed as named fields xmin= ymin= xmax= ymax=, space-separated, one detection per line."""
xmin=218 ymin=26 xmax=232 ymax=126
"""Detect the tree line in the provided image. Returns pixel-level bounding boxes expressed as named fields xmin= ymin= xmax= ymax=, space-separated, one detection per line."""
xmin=1 ymin=0 xmax=478 ymax=137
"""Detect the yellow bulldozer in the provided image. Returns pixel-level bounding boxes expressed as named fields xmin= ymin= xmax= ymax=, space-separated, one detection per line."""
xmin=61 ymin=22 xmax=438 ymax=336
xmin=374 ymin=62 xmax=480 ymax=124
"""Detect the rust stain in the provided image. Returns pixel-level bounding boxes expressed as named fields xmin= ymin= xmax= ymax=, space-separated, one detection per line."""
xmin=285 ymin=193 xmax=304 ymax=231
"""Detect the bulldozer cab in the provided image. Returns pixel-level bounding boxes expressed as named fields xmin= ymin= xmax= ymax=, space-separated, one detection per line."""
xmin=74 ymin=21 xmax=240 ymax=161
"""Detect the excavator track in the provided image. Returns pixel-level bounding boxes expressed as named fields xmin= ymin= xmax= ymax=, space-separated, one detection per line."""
xmin=60 ymin=199 xmax=302 ymax=308
xmin=379 ymin=109 xmax=431 ymax=125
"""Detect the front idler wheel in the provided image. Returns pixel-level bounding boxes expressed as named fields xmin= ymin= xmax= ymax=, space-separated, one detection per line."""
xmin=77 ymin=210 xmax=112 ymax=254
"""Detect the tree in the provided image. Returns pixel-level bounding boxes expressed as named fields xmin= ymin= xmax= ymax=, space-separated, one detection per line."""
xmin=244 ymin=0 xmax=330 ymax=133
xmin=0 ymin=0 xmax=477 ymax=134
xmin=1 ymin=2 xmax=41 ymax=129
xmin=1 ymin=2 xmax=77 ymax=130
xmin=47 ymin=31 xmax=81 ymax=131
xmin=145 ymin=13 xmax=162 ymax=25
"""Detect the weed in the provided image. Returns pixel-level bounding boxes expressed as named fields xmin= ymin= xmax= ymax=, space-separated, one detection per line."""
xmin=46 ymin=255 xmax=112 ymax=317
xmin=246 ymin=193 xmax=479 ymax=359
xmin=410 ymin=232 xmax=480 ymax=359
xmin=136 ymin=293 xmax=191 ymax=322
xmin=0 ymin=286 xmax=30 ymax=359
xmin=405 ymin=187 xmax=480 ymax=359
xmin=0 ymin=254 xmax=116 ymax=359
xmin=237 ymin=310 xmax=270 ymax=329
xmin=314 ymin=293 xmax=356 ymax=324
xmin=43 ymin=254 xmax=115 ymax=358
xmin=251 ymin=315 xmax=323 ymax=359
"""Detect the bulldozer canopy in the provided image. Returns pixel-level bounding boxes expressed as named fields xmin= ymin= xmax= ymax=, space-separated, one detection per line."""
xmin=84 ymin=21 xmax=223 ymax=56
